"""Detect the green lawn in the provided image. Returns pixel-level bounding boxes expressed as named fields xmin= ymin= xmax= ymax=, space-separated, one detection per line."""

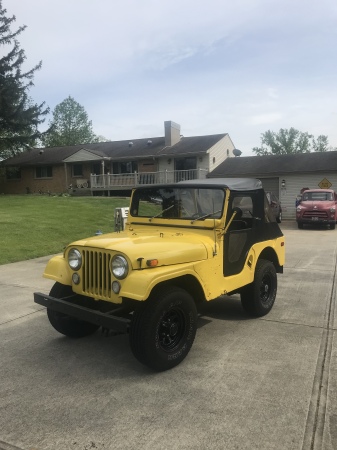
xmin=0 ymin=195 xmax=131 ymax=265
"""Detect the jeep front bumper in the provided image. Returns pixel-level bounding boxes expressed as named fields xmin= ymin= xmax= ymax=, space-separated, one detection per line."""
xmin=34 ymin=292 xmax=130 ymax=333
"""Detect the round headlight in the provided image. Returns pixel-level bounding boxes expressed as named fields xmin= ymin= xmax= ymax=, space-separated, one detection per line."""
xmin=68 ymin=248 xmax=82 ymax=270
xmin=111 ymin=255 xmax=128 ymax=279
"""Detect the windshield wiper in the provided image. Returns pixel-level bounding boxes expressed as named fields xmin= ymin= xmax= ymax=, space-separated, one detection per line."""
xmin=149 ymin=204 xmax=175 ymax=221
xmin=191 ymin=210 xmax=221 ymax=223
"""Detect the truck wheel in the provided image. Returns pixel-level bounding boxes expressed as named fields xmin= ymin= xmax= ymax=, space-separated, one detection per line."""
xmin=330 ymin=222 xmax=336 ymax=230
xmin=47 ymin=282 xmax=99 ymax=338
xmin=297 ymin=222 xmax=303 ymax=229
xmin=276 ymin=212 xmax=282 ymax=223
xmin=240 ymin=259 xmax=277 ymax=317
xmin=129 ymin=286 xmax=197 ymax=371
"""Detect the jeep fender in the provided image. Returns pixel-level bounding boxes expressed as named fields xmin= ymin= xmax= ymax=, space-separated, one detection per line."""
xmin=120 ymin=263 xmax=205 ymax=301
xmin=43 ymin=254 xmax=72 ymax=285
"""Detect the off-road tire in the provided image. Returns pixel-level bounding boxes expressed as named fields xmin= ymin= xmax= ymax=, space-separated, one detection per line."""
xmin=330 ymin=222 xmax=336 ymax=230
xmin=129 ymin=286 xmax=197 ymax=371
xmin=297 ymin=222 xmax=304 ymax=229
xmin=240 ymin=259 xmax=277 ymax=317
xmin=47 ymin=282 xmax=100 ymax=338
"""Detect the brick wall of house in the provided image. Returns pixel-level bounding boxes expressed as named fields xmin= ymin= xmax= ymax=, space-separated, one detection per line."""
xmin=0 ymin=165 xmax=68 ymax=194
xmin=0 ymin=164 xmax=94 ymax=195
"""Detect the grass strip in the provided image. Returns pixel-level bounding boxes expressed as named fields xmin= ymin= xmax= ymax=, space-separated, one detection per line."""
xmin=0 ymin=195 xmax=131 ymax=265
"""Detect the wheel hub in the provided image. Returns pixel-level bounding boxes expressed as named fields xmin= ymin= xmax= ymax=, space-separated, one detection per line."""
xmin=260 ymin=276 xmax=271 ymax=303
xmin=158 ymin=309 xmax=185 ymax=351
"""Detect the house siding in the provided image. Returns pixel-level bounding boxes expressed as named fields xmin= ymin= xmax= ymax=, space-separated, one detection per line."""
xmin=208 ymin=135 xmax=234 ymax=172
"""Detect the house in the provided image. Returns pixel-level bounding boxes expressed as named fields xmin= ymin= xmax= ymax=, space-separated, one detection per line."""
xmin=208 ymin=151 xmax=337 ymax=219
xmin=0 ymin=121 xmax=235 ymax=195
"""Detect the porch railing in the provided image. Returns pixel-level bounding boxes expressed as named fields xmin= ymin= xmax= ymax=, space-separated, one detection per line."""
xmin=90 ymin=169 xmax=208 ymax=189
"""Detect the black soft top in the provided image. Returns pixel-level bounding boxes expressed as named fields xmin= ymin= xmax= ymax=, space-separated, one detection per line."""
xmin=179 ymin=178 xmax=262 ymax=191
xmin=135 ymin=178 xmax=262 ymax=191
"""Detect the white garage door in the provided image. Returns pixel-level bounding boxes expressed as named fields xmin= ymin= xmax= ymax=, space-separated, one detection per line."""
xmin=260 ymin=178 xmax=280 ymax=197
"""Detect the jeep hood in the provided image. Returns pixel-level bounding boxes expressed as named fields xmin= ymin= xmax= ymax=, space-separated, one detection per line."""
xmin=70 ymin=230 xmax=212 ymax=267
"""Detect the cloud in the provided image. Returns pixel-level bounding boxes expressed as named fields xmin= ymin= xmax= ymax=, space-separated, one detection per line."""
xmin=248 ymin=113 xmax=283 ymax=126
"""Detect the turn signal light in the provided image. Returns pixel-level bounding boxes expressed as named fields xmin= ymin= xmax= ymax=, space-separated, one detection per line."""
xmin=146 ymin=259 xmax=158 ymax=267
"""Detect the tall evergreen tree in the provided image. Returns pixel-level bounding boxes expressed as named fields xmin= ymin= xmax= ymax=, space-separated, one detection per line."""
xmin=0 ymin=1 xmax=49 ymax=158
xmin=42 ymin=96 xmax=98 ymax=147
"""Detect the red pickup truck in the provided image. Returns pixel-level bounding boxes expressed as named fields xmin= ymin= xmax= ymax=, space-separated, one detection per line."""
xmin=296 ymin=189 xmax=337 ymax=229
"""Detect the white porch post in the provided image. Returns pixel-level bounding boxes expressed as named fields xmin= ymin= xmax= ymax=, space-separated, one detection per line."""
xmin=102 ymin=160 xmax=105 ymax=188
xmin=64 ymin=163 xmax=68 ymax=191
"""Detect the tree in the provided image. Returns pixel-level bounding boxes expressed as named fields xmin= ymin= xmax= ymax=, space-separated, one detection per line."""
xmin=312 ymin=135 xmax=329 ymax=152
xmin=0 ymin=1 xmax=49 ymax=159
xmin=252 ymin=128 xmax=332 ymax=155
xmin=42 ymin=96 xmax=98 ymax=147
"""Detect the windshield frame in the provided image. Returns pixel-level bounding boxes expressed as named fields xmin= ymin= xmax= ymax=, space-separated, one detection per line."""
xmin=130 ymin=186 xmax=226 ymax=222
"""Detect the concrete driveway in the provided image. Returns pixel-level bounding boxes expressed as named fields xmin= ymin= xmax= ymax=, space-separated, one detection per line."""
xmin=0 ymin=222 xmax=336 ymax=450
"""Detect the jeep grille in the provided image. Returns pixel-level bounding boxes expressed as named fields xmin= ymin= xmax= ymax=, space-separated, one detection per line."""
xmin=82 ymin=250 xmax=112 ymax=298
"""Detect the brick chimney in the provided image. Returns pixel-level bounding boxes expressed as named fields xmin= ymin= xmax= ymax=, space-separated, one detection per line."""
xmin=164 ymin=121 xmax=181 ymax=147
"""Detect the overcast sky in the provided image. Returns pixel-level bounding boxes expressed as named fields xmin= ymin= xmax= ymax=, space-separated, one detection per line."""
xmin=5 ymin=0 xmax=337 ymax=155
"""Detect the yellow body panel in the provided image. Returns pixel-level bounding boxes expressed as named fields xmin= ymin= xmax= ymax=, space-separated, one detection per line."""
xmin=43 ymin=254 xmax=72 ymax=285
xmin=43 ymin=231 xmax=284 ymax=304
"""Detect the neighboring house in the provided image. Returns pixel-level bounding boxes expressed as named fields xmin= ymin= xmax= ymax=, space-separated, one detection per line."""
xmin=208 ymin=151 xmax=337 ymax=219
xmin=0 ymin=121 xmax=235 ymax=195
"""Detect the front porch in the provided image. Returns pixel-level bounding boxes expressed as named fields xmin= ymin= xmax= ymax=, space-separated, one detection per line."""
xmin=89 ymin=168 xmax=208 ymax=194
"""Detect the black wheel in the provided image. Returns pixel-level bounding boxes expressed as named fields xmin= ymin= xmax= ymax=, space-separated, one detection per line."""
xmin=330 ymin=222 xmax=335 ymax=230
xmin=297 ymin=222 xmax=303 ymax=229
xmin=276 ymin=212 xmax=282 ymax=223
xmin=47 ymin=282 xmax=100 ymax=338
xmin=129 ymin=286 xmax=197 ymax=371
xmin=240 ymin=259 xmax=277 ymax=317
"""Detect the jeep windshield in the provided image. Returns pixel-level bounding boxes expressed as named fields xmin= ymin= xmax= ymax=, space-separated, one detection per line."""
xmin=130 ymin=186 xmax=225 ymax=220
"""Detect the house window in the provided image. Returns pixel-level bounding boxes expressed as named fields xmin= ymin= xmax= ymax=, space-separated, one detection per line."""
xmin=72 ymin=164 xmax=83 ymax=177
xmin=6 ymin=167 xmax=21 ymax=180
xmin=36 ymin=166 xmax=52 ymax=178
xmin=174 ymin=157 xmax=197 ymax=181
xmin=91 ymin=163 xmax=101 ymax=175
xmin=113 ymin=161 xmax=138 ymax=174
xmin=175 ymin=157 xmax=196 ymax=171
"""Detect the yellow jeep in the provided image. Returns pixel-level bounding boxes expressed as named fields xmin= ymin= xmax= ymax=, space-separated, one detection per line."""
xmin=34 ymin=178 xmax=285 ymax=371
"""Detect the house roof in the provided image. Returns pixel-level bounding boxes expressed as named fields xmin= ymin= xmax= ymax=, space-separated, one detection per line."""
xmin=2 ymin=133 xmax=228 ymax=167
xmin=157 ymin=134 xmax=227 ymax=156
xmin=208 ymin=151 xmax=337 ymax=177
